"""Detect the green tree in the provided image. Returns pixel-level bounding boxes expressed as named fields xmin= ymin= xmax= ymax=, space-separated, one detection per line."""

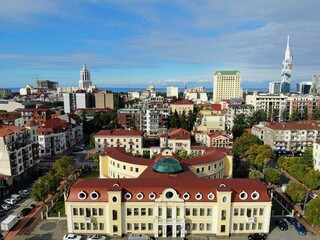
xmin=92 ymin=152 xmax=100 ymax=163
xmin=30 ymin=174 xmax=57 ymax=202
xmin=53 ymin=156 xmax=75 ymax=179
xmin=248 ymin=110 xmax=268 ymax=127
xmin=300 ymin=147 xmax=313 ymax=166
xmin=303 ymin=169 xmax=320 ymax=189
xmin=232 ymin=113 xmax=248 ymax=138
xmin=263 ymin=167 xmax=281 ymax=184
xmin=169 ymin=110 xmax=180 ymax=128
xmin=312 ymin=108 xmax=320 ymax=120
xmin=305 ymin=198 xmax=320 ymax=226
xmin=232 ymin=133 xmax=263 ymax=158
xmin=271 ymin=108 xmax=280 ymax=122
xmin=289 ymin=109 xmax=299 ymax=122
xmin=90 ymin=132 xmax=96 ymax=149
xmin=285 ymin=182 xmax=307 ymax=202
xmin=302 ymin=105 xmax=309 ymax=120
xmin=248 ymin=168 xmax=263 ymax=180
xmin=180 ymin=111 xmax=188 ymax=130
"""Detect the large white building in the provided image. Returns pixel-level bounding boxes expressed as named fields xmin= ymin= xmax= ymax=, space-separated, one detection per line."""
xmin=213 ymin=71 xmax=242 ymax=102
xmin=166 ymin=87 xmax=179 ymax=99
xmin=79 ymin=64 xmax=92 ymax=89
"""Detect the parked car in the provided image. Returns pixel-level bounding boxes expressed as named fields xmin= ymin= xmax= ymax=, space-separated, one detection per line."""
xmin=4 ymin=198 xmax=16 ymax=205
xmin=63 ymin=234 xmax=82 ymax=240
xmin=294 ymin=223 xmax=307 ymax=236
xmin=309 ymin=193 xmax=318 ymax=199
xmin=1 ymin=203 xmax=11 ymax=211
xmin=87 ymin=235 xmax=107 ymax=240
xmin=28 ymin=203 xmax=36 ymax=209
xmin=18 ymin=208 xmax=32 ymax=217
xmin=248 ymin=233 xmax=267 ymax=240
xmin=275 ymin=219 xmax=288 ymax=231
xmin=18 ymin=190 xmax=29 ymax=197
xmin=286 ymin=216 xmax=297 ymax=225
xmin=11 ymin=194 xmax=21 ymax=201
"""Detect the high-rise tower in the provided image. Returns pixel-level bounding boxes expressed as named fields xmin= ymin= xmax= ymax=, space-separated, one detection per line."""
xmin=213 ymin=71 xmax=242 ymax=102
xmin=280 ymin=35 xmax=293 ymax=93
xmin=79 ymin=64 xmax=92 ymax=89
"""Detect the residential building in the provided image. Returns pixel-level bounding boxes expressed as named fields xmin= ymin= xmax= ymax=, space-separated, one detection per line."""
xmin=313 ymin=141 xmax=320 ymax=171
xmin=94 ymin=129 xmax=143 ymax=154
xmin=0 ymin=100 xmax=33 ymax=112
xmin=251 ymin=122 xmax=270 ymax=141
xmin=207 ymin=132 xmax=230 ymax=148
xmin=117 ymin=109 xmax=141 ymax=130
xmin=141 ymin=108 xmax=169 ymax=136
xmin=296 ymin=82 xmax=312 ymax=94
xmin=38 ymin=118 xmax=69 ymax=157
xmin=63 ymin=93 xmax=77 ymax=114
xmin=167 ymin=86 xmax=179 ymax=98
xmin=19 ymin=85 xmax=39 ymax=96
xmin=160 ymin=128 xmax=191 ymax=153
xmin=0 ymin=126 xmax=35 ymax=187
xmin=63 ymin=91 xmax=95 ymax=114
xmin=20 ymin=108 xmax=51 ymax=124
xmin=128 ymin=91 xmax=140 ymax=100
xmin=79 ymin=64 xmax=93 ymax=89
xmin=194 ymin=109 xmax=226 ymax=133
xmin=226 ymin=104 xmax=254 ymax=131
xmin=95 ymin=91 xmax=114 ymax=109
xmin=269 ymin=82 xmax=281 ymax=94
xmin=65 ymin=148 xmax=271 ymax=237
xmin=286 ymin=95 xmax=320 ymax=120
xmin=171 ymin=100 xmax=194 ymax=115
xmin=246 ymin=92 xmax=287 ymax=121
xmin=184 ymin=87 xmax=208 ymax=104
xmin=57 ymin=114 xmax=83 ymax=147
xmin=36 ymin=80 xmax=58 ymax=90
xmin=213 ymin=71 xmax=242 ymax=102
xmin=0 ymin=112 xmax=24 ymax=126
xmin=263 ymin=120 xmax=320 ymax=154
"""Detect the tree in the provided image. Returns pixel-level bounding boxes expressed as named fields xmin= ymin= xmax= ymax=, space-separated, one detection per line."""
xmin=285 ymin=182 xmax=307 ymax=203
xmin=232 ymin=113 xmax=248 ymax=138
xmin=232 ymin=133 xmax=263 ymax=158
xmin=30 ymin=176 xmax=51 ymax=202
xmin=270 ymin=108 xmax=280 ymax=122
xmin=169 ymin=110 xmax=180 ymax=128
xmin=53 ymin=156 xmax=75 ymax=179
xmin=289 ymin=109 xmax=299 ymax=122
xmin=248 ymin=168 xmax=263 ymax=180
xmin=248 ymin=110 xmax=268 ymax=127
xmin=263 ymin=167 xmax=281 ymax=184
xmin=300 ymin=147 xmax=313 ymax=166
xmin=180 ymin=111 xmax=188 ymax=130
xmin=92 ymin=152 xmax=100 ymax=163
xmin=90 ymin=132 xmax=96 ymax=149
xmin=312 ymin=108 xmax=320 ymax=120
xmin=305 ymin=198 xmax=320 ymax=226
xmin=302 ymin=105 xmax=309 ymax=120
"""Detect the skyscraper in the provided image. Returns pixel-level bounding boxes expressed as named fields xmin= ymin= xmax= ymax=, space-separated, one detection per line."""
xmin=79 ymin=64 xmax=92 ymax=89
xmin=213 ymin=71 xmax=242 ymax=102
xmin=280 ymin=36 xmax=293 ymax=94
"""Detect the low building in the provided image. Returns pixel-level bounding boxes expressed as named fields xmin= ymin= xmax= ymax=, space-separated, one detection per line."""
xmin=194 ymin=109 xmax=226 ymax=133
xmin=171 ymin=100 xmax=194 ymax=115
xmin=20 ymin=108 xmax=52 ymax=124
xmin=65 ymin=148 xmax=270 ymax=238
xmin=313 ymin=141 xmax=320 ymax=171
xmin=263 ymin=120 xmax=320 ymax=154
xmin=160 ymin=128 xmax=191 ymax=153
xmin=0 ymin=112 xmax=24 ymax=126
xmin=95 ymin=129 xmax=143 ymax=154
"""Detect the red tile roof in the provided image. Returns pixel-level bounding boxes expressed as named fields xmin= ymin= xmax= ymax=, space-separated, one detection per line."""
xmin=104 ymin=147 xmax=152 ymax=165
xmin=208 ymin=132 xmax=228 ymax=139
xmin=171 ymin=100 xmax=193 ymax=105
xmin=96 ymin=129 xmax=144 ymax=136
xmin=20 ymin=108 xmax=50 ymax=112
xmin=266 ymin=120 xmax=320 ymax=131
xmin=0 ymin=126 xmax=27 ymax=137
xmin=211 ymin=104 xmax=222 ymax=111
xmin=66 ymin=178 xmax=270 ymax=203
xmin=160 ymin=128 xmax=190 ymax=140
xmin=38 ymin=118 xmax=69 ymax=134
xmin=181 ymin=147 xmax=228 ymax=165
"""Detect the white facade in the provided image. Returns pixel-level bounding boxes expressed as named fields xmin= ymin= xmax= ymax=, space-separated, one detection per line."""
xmin=167 ymin=87 xmax=179 ymax=98
xmin=313 ymin=141 xmax=320 ymax=171
xmin=128 ymin=91 xmax=140 ymax=100
xmin=269 ymin=82 xmax=281 ymax=94
xmin=226 ymin=104 xmax=254 ymax=131
xmin=38 ymin=132 xmax=67 ymax=157
xmin=194 ymin=110 xmax=226 ymax=133
xmin=63 ymin=93 xmax=76 ymax=114
xmin=213 ymin=71 xmax=242 ymax=102
xmin=79 ymin=64 xmax=92 ymax=89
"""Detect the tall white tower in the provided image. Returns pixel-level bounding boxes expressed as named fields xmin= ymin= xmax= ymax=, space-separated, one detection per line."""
xmin=79 ymin=64 xmax=92 ymax=89
xmin=280 ymin=35 xmax=293 ymax=93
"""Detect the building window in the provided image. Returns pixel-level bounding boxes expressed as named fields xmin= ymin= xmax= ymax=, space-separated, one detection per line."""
xmin=134 ymin=223 xmax=139 ymax=230
xmin=92 ymin=208 xmax=97 ymax=216
xmin=220 ymin=225 xmax=226 ymax=233
xmin=141 ymin=223 xmax=146 ymax=230
xmin=246 ymin=223 xmax=250 ymax=230
xmin=127 ymin=223 xmax=132 ymax=231
xmin=79 ymin=208 xmax=84 ymax=215
xmin=233 ymin=223 xmax=238 ymax=231
xmin=134 ymin=208 xmax=139 ymax=216
xmin=73 ymin=208 xmax=78 ymax=215
xmin=253 ymin=208 xmax=257 ymax=216
xmin=127 ymin=208 xmax=132 ymax=216
xmin=74 ymin=222 xmax=79 ymax=230
xmin=193 ymin=208 xmax=197 ymax=216
xmin=148 ymin=208 xmax=153 ymax=216
xmin=239 ymin=223 xmax=244 ymax=231
xmin=240 ymin=208 xmax=245 ymax=216
xmin=148 ymin=223 xmax=153 ymax=230
xmin=252 ymin=223 xmax=256 ymax=230
xmin=234 ymin=208 xmax=239 ymax=216
xmin=206 ymin=223 xmax=212 ymax=231
xmin=258 ymin=223 xmax=263 ymax=230
xmin=112 ymin=210 xmax=117 ymax=220
xmin=86 ymin=208 xmax=91 ymax=217
xmin=135 ymin=168 xmax=139 ymax=173
xmin=259 ymin=208 xmax=264 ymax=216
xmin=141 ymin=208 xmax=146 ymax=216
xmin=93 ymin=223 xmax=98 ymax=230
xmin=99 ymin=208 xmax=104 ymax=216
xmin=200 ymin=208 xmax=205 ymax=216
xmin=186 ymin=208 xmax=190 ymax=216
xmin=221 ymin=210 xmax=226 ymax=220
xmin=113 ymin=225 xmax=118 ymax=232
xmin=207 ymin=208 xmax=212 ymax=216
xmin=192 ymin=224 xmax=197 ymax=230
xmin=87 ymin=223 xmax=91 ymax=230
xmin=80 ymin=223 xmax=85 ymax=230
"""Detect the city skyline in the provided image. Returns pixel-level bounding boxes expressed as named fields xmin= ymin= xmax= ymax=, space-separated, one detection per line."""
xmin=1 ymin=1 xmax=320 ymax=89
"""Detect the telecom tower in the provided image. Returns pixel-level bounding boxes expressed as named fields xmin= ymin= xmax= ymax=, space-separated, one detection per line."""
xmin=280 ymin=35 xmax=293 ymax=93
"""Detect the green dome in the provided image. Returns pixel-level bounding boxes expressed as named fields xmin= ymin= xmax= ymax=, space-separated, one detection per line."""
xmin=153 ymin=157 xmax=183 ymax=174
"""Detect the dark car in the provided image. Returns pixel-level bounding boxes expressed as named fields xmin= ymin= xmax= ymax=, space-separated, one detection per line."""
xmin=248 ymin=233 xmax=267 ymax=240
xmin=294 ymin=223 xmax=307 ymax=236
xmin=275 ymin=220 xmax=288 ymax=231
xmin=19 ymin=207 xmax=32 ymax=217
xmin=286 ymin=216 xmax=297 ymax=225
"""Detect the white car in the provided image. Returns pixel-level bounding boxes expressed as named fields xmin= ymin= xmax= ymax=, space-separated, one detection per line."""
xmin=310 ymin=193 xmax=318 ymax=199
xmin=1 ymin=203 xmax=11 ymax=210
xmin=63 ymin=234 xmax=82 ymax=240
xmin=4 ymin=198 xmax=16 ymax=205
xmin=87 ymin=235 xmax=107 ymax=240
xmin=19 ymin=190 xmax=29 ymax=197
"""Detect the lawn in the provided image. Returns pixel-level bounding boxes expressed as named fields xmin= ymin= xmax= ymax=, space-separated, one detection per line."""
xmin=49 ymin=197 xmax=65 ymax=216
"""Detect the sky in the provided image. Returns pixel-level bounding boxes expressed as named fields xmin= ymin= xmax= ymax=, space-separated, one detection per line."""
xmin=0 ymin=0 xmax=320 ymax=90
